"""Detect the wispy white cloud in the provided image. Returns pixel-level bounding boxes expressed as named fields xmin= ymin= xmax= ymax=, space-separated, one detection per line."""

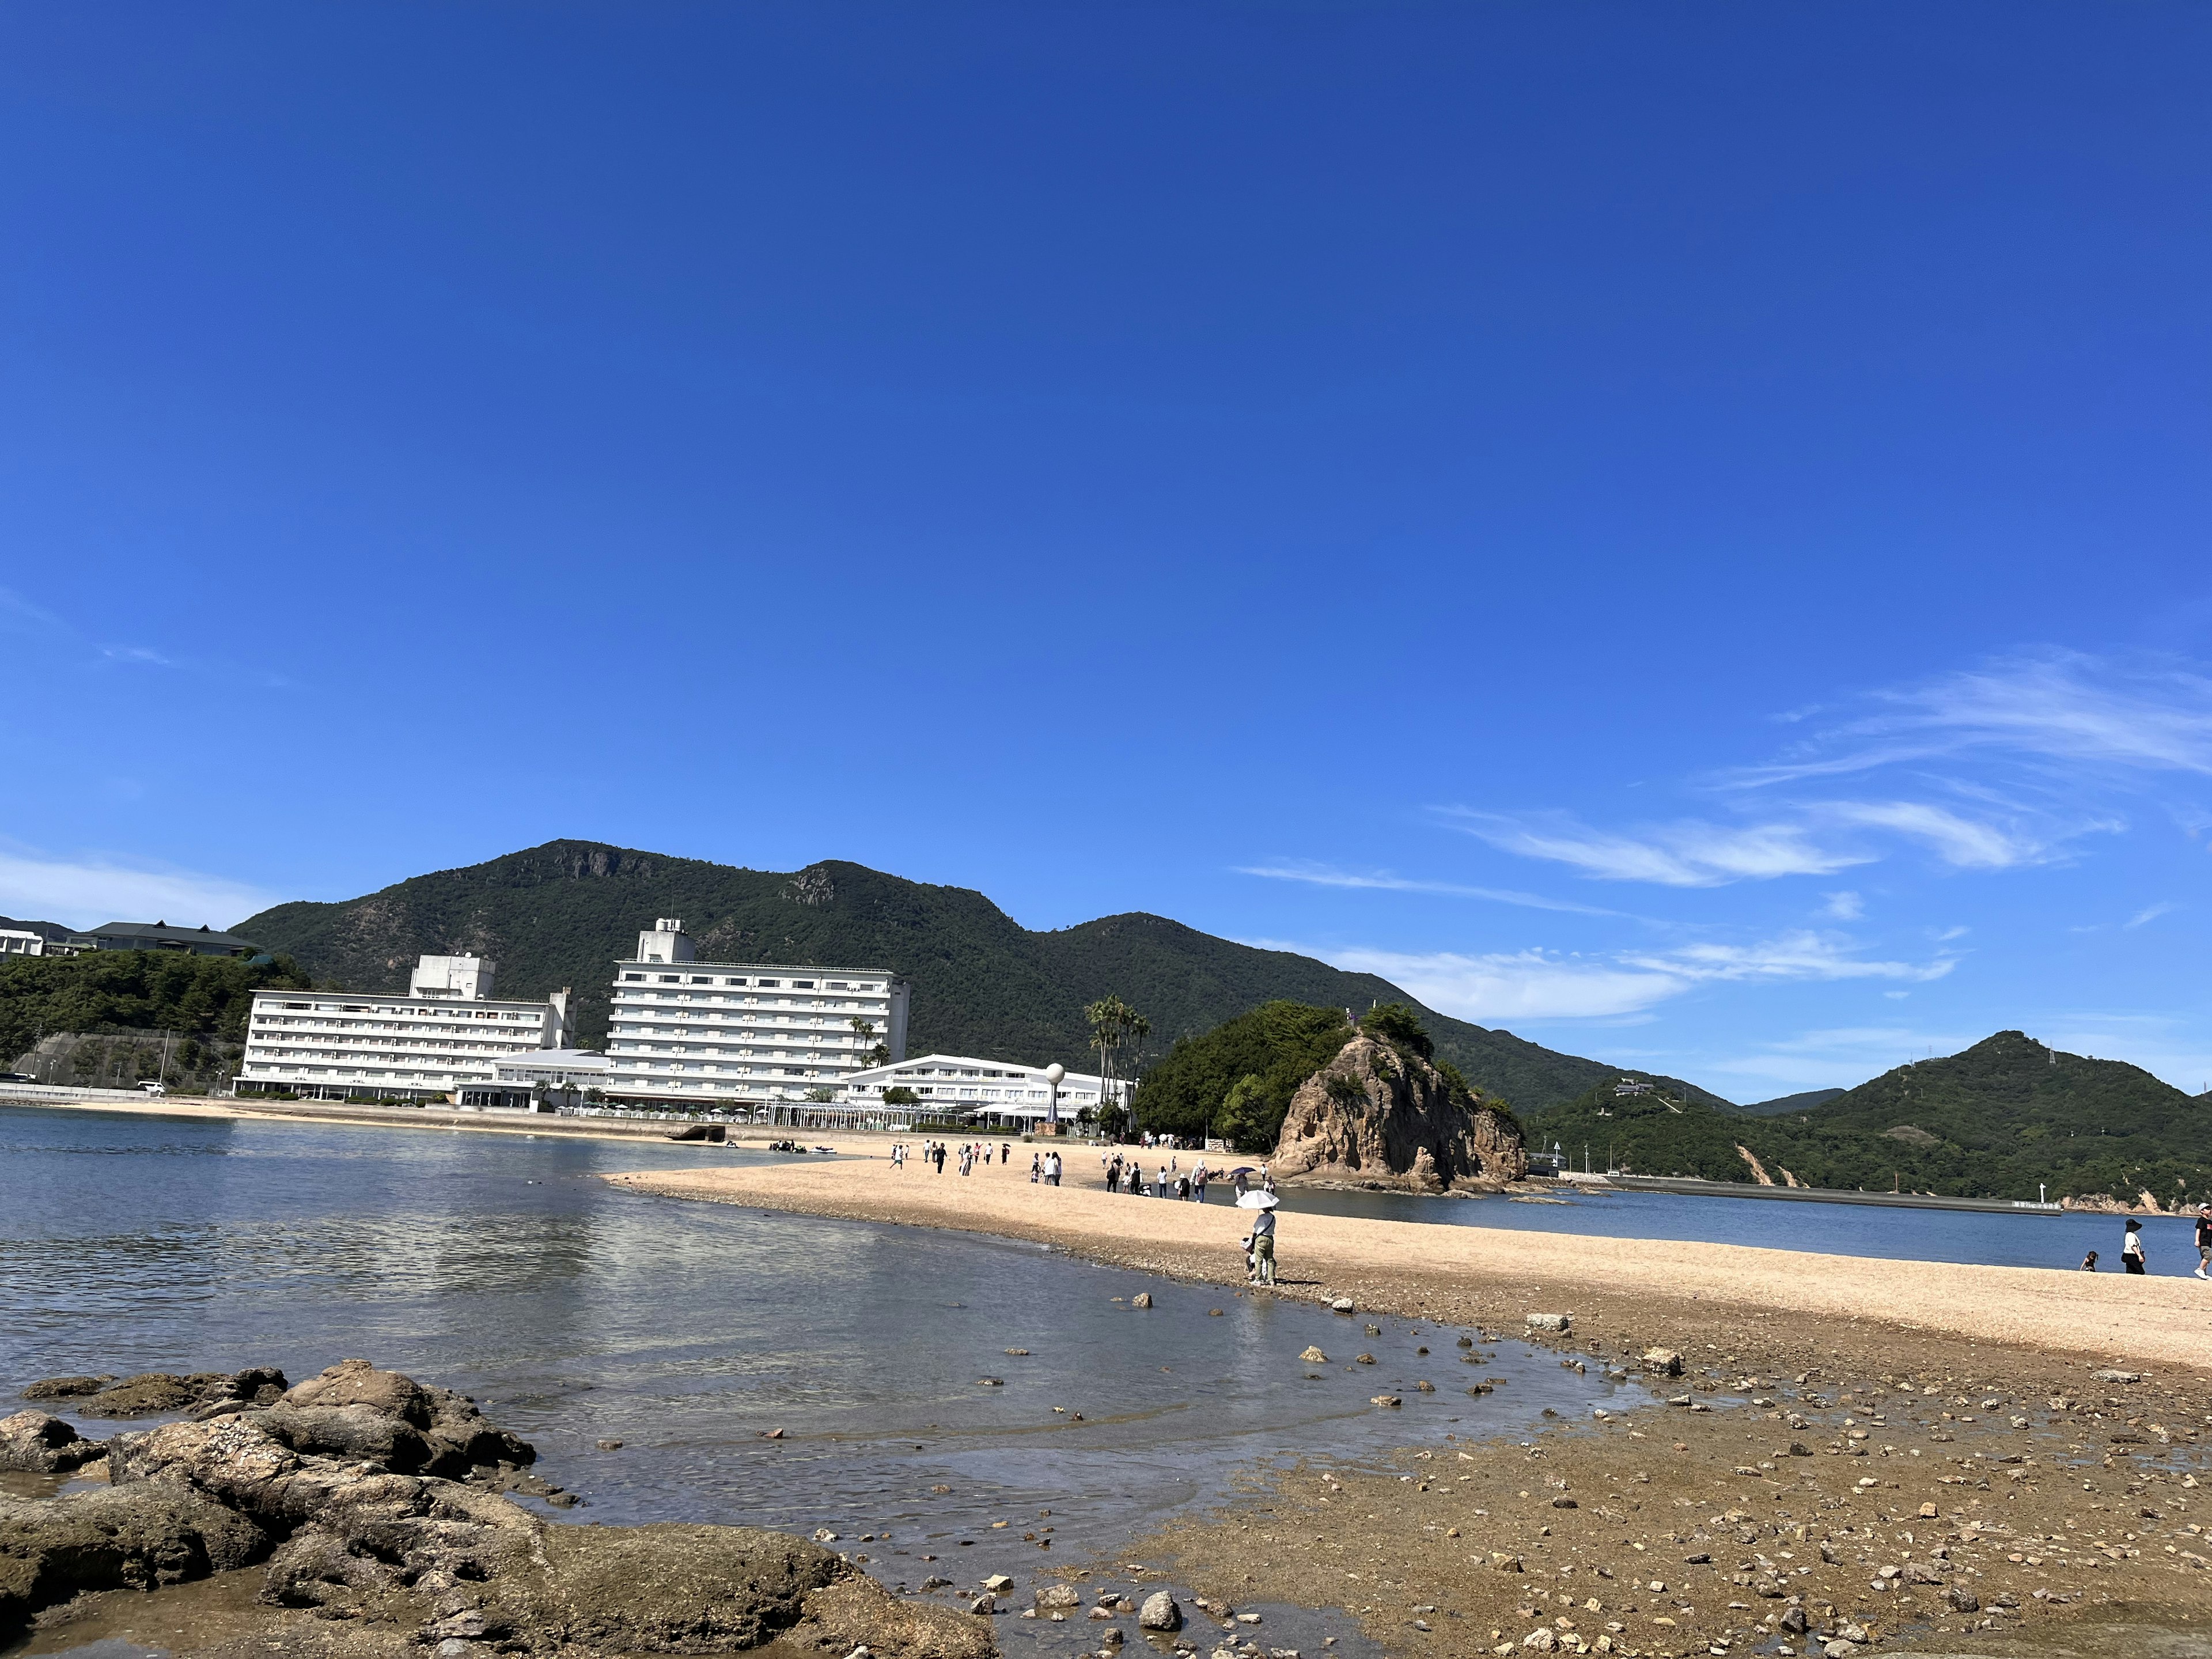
xmin=2126 ymin=902 xmax=2177 ymax=929
xmin=1438 ymin=798 xmax=2065 ymax=888
xmin=1236 ymin=861 xmax=1625 ymax=916
xmin=1619 ymin=930 xmax=1958 ymax=988
xmin=1819 ymin=890 xmax=1863 ymax=921
xmin=1260 ymin=929 xmax=1955 ymax=1025
xmin=1305 ymin=945 xmax=1683 ymax=1021
xmin=1438 ymin=809 xmax=1870 ymax=887
xmin=1729 ymin=649 xmax=2212 ymax=787
xmin=0 ymin=847 xmax=282 ymax=931
xmin=0 ymin=586 xmax=67 ymax=635
xmin=1811 ymin=800 xmax=2064 ymax=869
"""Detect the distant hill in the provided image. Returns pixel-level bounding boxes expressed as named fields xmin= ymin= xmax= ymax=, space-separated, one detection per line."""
xmin=1525 ymin=1077 xmax=1774 ymax=1182
xmin=1525 ymin=1032 xmax=2212 ymax=1203
xmin=1753 ymin=1031 xmax=2212 ymax=1203
xmin=1 ymin=916 xmax=71 ymax=943
xmin=235 ymin=839 xmax=1637 ymax=1109
xmin=1734 ymin=1087 xmax=1846 ymax=1118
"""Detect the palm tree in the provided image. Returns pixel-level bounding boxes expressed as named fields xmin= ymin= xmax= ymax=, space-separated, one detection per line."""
xmin=1084 ymin=995 xmax=1150 ymax=1133
xmin=849 ymin=1015 xmax=889 ymax=1068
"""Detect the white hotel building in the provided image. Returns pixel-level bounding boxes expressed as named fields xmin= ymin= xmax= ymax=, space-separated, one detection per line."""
xmin=838 ymin=1055 xmax=1128 ymax=1128
xmin=601 ymin=920 xmax=910 ymax=1109
xmin=234 ymin=955 xmax=573 ymax=1101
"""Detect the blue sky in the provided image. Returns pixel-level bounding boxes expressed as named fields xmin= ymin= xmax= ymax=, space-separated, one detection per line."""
xmin=3 ymin=3 xmax=2209 ymax=1100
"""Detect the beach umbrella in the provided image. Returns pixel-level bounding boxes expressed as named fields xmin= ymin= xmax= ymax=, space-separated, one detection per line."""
xmin=1226 ymin=1165 xmax=1258 ymax=1176
xmin=1235 ymin=1190 xmax=1280 ymax=1210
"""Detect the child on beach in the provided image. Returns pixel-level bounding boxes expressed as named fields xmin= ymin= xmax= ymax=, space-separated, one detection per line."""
xmin=2081 ymin=1251 xmax=2099 ymax=1270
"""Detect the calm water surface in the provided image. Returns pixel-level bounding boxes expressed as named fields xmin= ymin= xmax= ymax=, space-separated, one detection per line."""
xmin=1 ymin=1104 xmax=1626 ymax=1656
xmin=1272 ymin=1179 xmax=2201 ymax=1274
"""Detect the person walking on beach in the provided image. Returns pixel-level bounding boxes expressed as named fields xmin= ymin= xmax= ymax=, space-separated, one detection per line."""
xmin=2123 ymin=1218 xmax=2147 ymax=1274
xmin=1046 ymin=1150 xmax=1062 ymax=1187
xmin=2081 ymin=1250 xmax=2099 ymax=1270
xmin=2195 ymin=1210 xmax=2211 ymax=1280
xmin=1248 ymin=1204 xmax=1277 ymax=1285
xmin=1001 ymin=1142 xmax=1011 ymax=1165
xmin=933 ymin=1142 xmax=947 ymax=1175
xmin=1193 ymin=1166 xmax=1209 ymax=1203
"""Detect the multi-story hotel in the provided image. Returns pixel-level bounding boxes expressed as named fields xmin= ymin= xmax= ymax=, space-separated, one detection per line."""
xmin=233 ymin=954 xmax=573 ymax=1102
xmin=601 ymin=919 xmax=910 ymax=1108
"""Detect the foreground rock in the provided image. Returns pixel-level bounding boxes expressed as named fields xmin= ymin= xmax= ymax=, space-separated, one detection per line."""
xmin=21 ymin=1368 xmax=289 ymax=1420
xmin=2 ymin=1360 xmax=990 ymax=1659
xmin=0 ymin=1412 xmax=101 ymax=1474
xmin=1269 ymin=1031 xmax=1525 ymax=1192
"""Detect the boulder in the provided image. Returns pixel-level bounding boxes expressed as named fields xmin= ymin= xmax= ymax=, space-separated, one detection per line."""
xmin=1640 ymin=1348 xmax=1683 ymax=1376
xmin=3 ymin=1360 xmax=982 ymax=1659
xmin=1526 ymin=1314 xmax=1571 ymax=1334
xmin=279 ymin=1358 xmax=433 ymax=1426
xmin=18 ymin=1376 xmax=112 ymax=1402
xmin=1138 ymin=1590 xmax=1182 ymax=1631
xmin=63 ymin=1368 xmax=289 ymax=1420
xmin=1268 ymin=1034 xmax=1525 ymax=1193
xmin=1298 ymin=1347 xmax=1328 ymax=1364
xmin=0 ymin=1412 xmax=101 ymax=1474
xmin=74 ymin=1372 xmax=229 ymax=1418
xmin=1034 ymin=1583 xmax=1082 ymax=1609
xmin=0 ymin=1485 xmax=268 ymax=1636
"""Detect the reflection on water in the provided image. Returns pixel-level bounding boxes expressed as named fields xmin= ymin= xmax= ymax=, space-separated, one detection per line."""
xmin=1 ymin=1105 xmax=1630 ymax=1586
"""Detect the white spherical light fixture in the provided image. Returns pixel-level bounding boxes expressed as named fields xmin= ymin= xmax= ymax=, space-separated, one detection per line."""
xmin=1044 ymin=1063 xmax=1065 ymax=1085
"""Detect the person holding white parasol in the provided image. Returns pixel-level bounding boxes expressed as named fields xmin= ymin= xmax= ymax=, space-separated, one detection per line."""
xmin=1236 ymin=1187 xmax=1279 ymax=1284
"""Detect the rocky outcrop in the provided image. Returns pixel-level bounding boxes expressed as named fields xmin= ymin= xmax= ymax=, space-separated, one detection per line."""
xmin=1269 ymin=1033 xmax=1525 ymax=1193
xmin=0 ymin=1359 xmax=989 ymax=1659
xmin=0 ymin=1412 xmax=101 ymax=1474
xmin=24 ymin=1366 xmax=289 ymax=1419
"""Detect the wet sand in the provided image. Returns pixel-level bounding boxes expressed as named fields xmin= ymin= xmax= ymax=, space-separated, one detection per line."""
xmin=618 ymin=1146 xmax=2212 ymax=1657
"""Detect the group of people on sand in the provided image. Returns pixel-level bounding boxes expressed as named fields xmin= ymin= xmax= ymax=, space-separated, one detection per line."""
xmin=889 ymin=1139 xmax=1016 ymax=1176
xmin=2079 ymin=1211 xmax=2212 ymax=1277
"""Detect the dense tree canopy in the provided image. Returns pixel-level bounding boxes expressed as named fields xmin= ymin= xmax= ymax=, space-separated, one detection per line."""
xmin=0 ymin=950 xmax=310 ymax=1066
xmin=1135 ymin=1000 xmax=1353 ymax=1149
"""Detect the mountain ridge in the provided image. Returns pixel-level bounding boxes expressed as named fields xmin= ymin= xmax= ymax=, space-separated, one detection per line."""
xmin=234 ymin=839 xmax=1661 ymax=1111
xmin=1527 ymin=1031 xmax=2212 ymax=1202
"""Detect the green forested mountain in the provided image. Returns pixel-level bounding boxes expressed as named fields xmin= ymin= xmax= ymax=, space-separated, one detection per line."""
xmin=1526 ymin=1031 xmax=2212 ymax=1203
xmin=235 ymin=840 xmax=1631 ymax=1108
xmin=1734 ymin=1087 xmax=1846 ymax=1117
xmin=1525 ymin=1076 xmax=1772 ymax=1180
xmin=1753 ymin=1032 xmax=2211 ymax=1203
xmin=0 ymin=950 xmax=310 ymax=1065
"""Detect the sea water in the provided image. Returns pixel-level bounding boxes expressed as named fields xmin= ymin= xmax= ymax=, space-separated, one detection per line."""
xmin=0 ymin=1105 xmax=1623 ymax=1658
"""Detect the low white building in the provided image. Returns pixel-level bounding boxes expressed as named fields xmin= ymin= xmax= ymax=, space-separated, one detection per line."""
xmin=601 ymin=919 xmax=910 ymax=1111
xmin=455 ymin=1049 xmax=615 ymax=1113
xmin=839 ymin=1054 xmax=1129 ymax=1128
xmin=0 ymin=930 xmax=46 ymax=957
xmin=233 ymin=955 xmax=574 ymax=1102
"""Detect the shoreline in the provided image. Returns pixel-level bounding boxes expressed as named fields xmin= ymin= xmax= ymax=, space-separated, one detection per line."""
xmin=609 ymin=1147 xmax=2212 ymax=1371
xmin=615 ymin=1150 xmax=2212 ymax=1658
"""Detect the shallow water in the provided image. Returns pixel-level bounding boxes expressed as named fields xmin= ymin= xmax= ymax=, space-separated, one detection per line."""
xmin=1265 ymin=1178 xmax=2202 ymax=1275
xmin=0 ymin=1105 xmax=1631 ymax=1657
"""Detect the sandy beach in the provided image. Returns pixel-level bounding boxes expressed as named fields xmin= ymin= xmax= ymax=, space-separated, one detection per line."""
xmin=616 ymin=1143 xmax=2212 ymax=1657
xmin=611 ymin=1141 xmax=2212 ymax=1370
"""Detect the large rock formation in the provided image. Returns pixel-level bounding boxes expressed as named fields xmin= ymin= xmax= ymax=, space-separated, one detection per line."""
xmin=1 ymin=1359 xmax=990 ymax=1659
xmin=1269 ymin=1032 xmax=1525 ymax=1192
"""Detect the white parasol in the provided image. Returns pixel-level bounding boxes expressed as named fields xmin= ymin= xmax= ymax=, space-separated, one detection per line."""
xmin=1235 ymin=1190 xmax=1281 ymax=1210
